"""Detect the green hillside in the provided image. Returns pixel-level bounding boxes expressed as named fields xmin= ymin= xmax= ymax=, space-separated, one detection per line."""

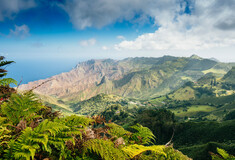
xmin=36 ymin=65 xmax=235 ymax=123
xmin=71 ymin=56 xmax=233 ymax=100
xmin=71 ymin=93 xmax=140 ymax=116
xmin=222 ymin=66 xmax=235 ymax=83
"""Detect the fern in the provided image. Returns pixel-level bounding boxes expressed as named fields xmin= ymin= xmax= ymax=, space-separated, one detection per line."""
xmin=57 ymin=115 xmax=94 ymax=128
xmin=34 ymin=119 xmax=69 ymax=136
xmin=36 ymin=119 xmax=78 ymax=160
xmin=211 ymin=147 xmax=235 ymax=160
xmin=0 ymin=116 xmax=7 ymax=125
xmin=11 ymin=127 xmax=40 ymax=160
xmin=6 ymin=119 xmax=78 ymax=160
xmin=106 ymin=123 xmax=131 ymax=143
xmin=0 ymin=78 xmax=17 ymax=86
xmin=158 ymin=147 xmax=192 ymax=160
xmin=122 ymin=144 xmax=166 ymax=158
xmin=54 ymin=115 xmax=92 ymax=140
xmin=130 ymin=123 xmax=156 ymax=145
xmin=1 ymin=92 xmax=43 ymax=125
xmin=0 ymin=56 xmax=14 ymax=78
xmin=0 ymin=125 xmax=11 ymax=145
xmin=217 ymin=148 xmax=230 ymax=159
xmin=82 ymin=139 xmax=127 ymax=160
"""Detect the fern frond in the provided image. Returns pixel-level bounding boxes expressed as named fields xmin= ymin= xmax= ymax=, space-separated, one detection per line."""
xmin=131 ymin=123 xmax=156 ymax=145
xmin=0 ymin=125 xmax=11 ymax=145
xmin=0 ymin=58 xmax=14 ymax=67
xmin=0 ymin=116 xmax=7 ymax=125
xmin=58 ymin=115 xmax=94 ymax=128
xmin=217 ymin=148 xmax=230 ymax=159
xmin=34 ymin=119 xmax=69 ymax=137
xmin=28 ymin=133 xmax=48 ymax=151
xmin=106 ymin=123 xmax=131 ymax=141
xmin=164 ymin=147 xmax=192 ymax=160
xmin=1 ymin=92 xmax=43 ymax=125
xmin=82 ymin=139 xmax=127 ymax=160
xmin=12 ymin=127 xmax=40 ymax=160
xmin=211 ymin=147 xmax=235 ymax=160
xmin=0 ymin=78 xmax=17 ymax=86
xmin=122 ymin=144 xmax=166 ymax=158
xmin=0 ymin=57 xmax=14 ymax=78
xmin=14 ymin=151 xmax=31 ymax=160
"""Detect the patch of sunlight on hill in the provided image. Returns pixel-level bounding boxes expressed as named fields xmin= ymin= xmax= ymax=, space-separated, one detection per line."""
xmin=169 ymin=86 xmax=196 ymax=101
xmin=202 ymin=68 xmax=227 ymax=75
xmin=181 ymin=76 xmax=193 ymax=81
xmin=171 ymin=105 xmax=216 ymax=117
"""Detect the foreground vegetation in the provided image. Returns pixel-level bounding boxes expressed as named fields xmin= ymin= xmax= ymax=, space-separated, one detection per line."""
xmin=0 ymin=91 xmax=194 ymax=160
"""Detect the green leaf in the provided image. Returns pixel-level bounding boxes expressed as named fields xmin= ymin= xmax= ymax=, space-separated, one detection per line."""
xmin=0 ymin=78 xmax=17 ymax=86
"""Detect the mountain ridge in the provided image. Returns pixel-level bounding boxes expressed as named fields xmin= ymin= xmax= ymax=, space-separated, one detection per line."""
xmin=19 ymin=56 xmax=234 ymax=102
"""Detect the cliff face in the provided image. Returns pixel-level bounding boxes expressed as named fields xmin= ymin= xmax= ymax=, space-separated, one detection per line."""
xmin=19 ymin=59 xmax=128 ymax=101
xmin=19 ymin=56 xmax=232 ymax=102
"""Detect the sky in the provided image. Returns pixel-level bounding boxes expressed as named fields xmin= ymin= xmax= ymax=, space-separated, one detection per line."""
xmin=0 ymin=0 xmax=235 ymax=83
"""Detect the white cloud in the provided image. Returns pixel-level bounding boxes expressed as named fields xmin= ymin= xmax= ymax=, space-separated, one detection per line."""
xmin=115 ymin=0 xmax=235 ymax=51
xmin=102 ymin=46 xmax=108 ymax=50
xmin=9 ymin=24 xmax=30 ymax=38
xmin=59 ymin=0 xmax=179 ymax=29
xmin=60 ymin=0 xmax=235 ymax=51
xmin=0 ymin=0 xmax=36 ymax=21
xmin=79 ymin=38 xmax=97 ymax=47
xmin=117 ymin=35 xmax=125 ymax=40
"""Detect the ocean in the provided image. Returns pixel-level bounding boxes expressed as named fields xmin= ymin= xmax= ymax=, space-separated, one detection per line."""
xmin=5 ymin=58 xmax=84 ymax=86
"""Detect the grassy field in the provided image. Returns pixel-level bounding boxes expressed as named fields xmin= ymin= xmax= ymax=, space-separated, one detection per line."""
xmin=168 ymin=86 xmax=196 ymax=101
xmin=148 ymin=96 xmax=167 ymax=105
xmin=170 ymin=105 xmax=216 ymax=117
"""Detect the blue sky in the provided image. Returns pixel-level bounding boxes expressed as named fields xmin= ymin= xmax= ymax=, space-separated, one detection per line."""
xmin=1 ymin=0 xmax=235 ymax=84
xmin=0 ymin=0 xmax=158 ymax=61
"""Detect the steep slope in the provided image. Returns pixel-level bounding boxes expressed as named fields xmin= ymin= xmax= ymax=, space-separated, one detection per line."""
xmin=222 ymin=66 xmax=235 ymax=84
xmin=220 ymin=67 xmax=235 ymax=90
xmin=19 ymin=59 xmax=128 ymax=101
xmin=19 ymin=56 xmax=233 ymax=102
xmin=197 ymin=72 xmax=217 ymax=86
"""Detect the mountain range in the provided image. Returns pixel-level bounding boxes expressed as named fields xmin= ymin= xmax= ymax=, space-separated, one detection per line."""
xmin=19 ymin=55 xmax=234 ymax=103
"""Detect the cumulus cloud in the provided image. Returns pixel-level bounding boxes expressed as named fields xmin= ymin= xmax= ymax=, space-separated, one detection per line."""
xmin=59 ymin=0 xmax=179 ymax=29
xmin=60 ymin=0 xmax=235 ymax=50
xmin=79 ymin=38 xmax=97 ymax=47
xmin=0 ymin=0 xmax=36 ymax=21
xmin=115 ymin=0 xmax=235 ymax=51
xmin=9 ymin=24 xmax=30 ymax=38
